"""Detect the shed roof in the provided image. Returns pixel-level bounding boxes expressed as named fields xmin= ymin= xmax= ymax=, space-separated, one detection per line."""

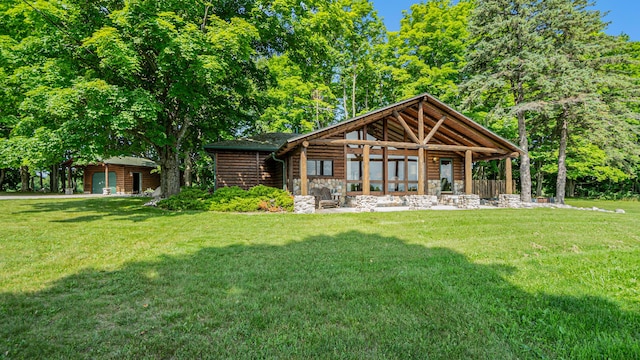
xmin=204 ymin=132 xmax=298 ymax=152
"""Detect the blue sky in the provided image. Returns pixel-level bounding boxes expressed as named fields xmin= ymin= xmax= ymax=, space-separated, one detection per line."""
xmin=371 ymin=0 xmax=639 ymax=41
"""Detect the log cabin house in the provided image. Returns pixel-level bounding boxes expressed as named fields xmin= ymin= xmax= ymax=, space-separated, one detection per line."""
xmin=83 ymin=156 xmax=160 ymax=195
xmin=205 ymin=94 xmax=523 ymax=206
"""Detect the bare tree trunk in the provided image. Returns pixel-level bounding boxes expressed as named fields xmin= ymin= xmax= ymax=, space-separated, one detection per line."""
xmin=516 ymin=110 xmax=532 ymax=202
xmin=351 ymin=66 xmax=357 ymax=118
xmin=343 ymin=83 xmax=348 ymax=119
xmin=39 ymin=171 xmax=44 ymax=191
xmin=0 ymin=168 xmax=5 ymax=191
xmin=50 ymin=165 xmax=59 ymax=192
xmin=535 ymin=164 xmax=544 ymax=197
xmin=20 ymin=166 xmax=30 ymax=192
xmin=567 ymin=179 xmax=575 ymax=197
xmin=556 ymin=114 xmax=569 ymax=204
xmin=61 ymin=165 xmax=66 ymax=191
xmin=183 ymin=153 xmax=193 ymax=187
xmin=159 ymin=145 xmax=181 ymax=198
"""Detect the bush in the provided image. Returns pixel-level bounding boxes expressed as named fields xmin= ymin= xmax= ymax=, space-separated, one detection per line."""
xmin=156 ymin=187 xmax=212 ymax=211
xmin=157 ymin=185 xmax=293 ymax=212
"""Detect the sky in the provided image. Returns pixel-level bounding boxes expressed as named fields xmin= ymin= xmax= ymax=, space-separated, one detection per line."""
xmin=371 ymin=0 xmax=640 ymax=41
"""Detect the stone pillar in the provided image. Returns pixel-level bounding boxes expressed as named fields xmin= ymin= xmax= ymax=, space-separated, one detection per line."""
xmin=458 ymin=194 xmax=480 ymax=209
xmin=499 ymin=194 xmax=521 ymax=208
xmin=407 ymin=195 xmax=437 ymax=210
xmin=294 ymin=195 xmax=316 ymax=214
xmin=355 ymin=195 xmax=377 ymax=212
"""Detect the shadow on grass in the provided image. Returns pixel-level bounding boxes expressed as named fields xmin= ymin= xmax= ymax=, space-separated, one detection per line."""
xmin=1 ymin=232 xmax=638 ymax=359
xmin=12 ymin=197 xmax=191 ymax=223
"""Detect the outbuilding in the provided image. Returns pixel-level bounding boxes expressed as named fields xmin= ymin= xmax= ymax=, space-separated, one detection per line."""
xmin=83 ymin=156 xmax=160 ymax=195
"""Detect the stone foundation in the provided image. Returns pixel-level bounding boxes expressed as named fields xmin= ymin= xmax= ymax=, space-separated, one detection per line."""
xmin=354 ymin=195 xmax=377 ymax=212
xmin=458 ymin=194 xmax=480 ymax=209
xmin=294 ymin=196 xmax=316 ymax=214
xmin=293 ymin=178 xmax=346 ymax=205
xmin=407 ymin=195 xmax=437 ymax=210
xmin=439 ymin=195 xmax=459 ymax=206
xmin=499 ymin=194 xmax=522 ymax=208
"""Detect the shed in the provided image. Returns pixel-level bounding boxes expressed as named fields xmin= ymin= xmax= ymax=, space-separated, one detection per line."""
xmin=83 ymin=156 xmax=160 ymax=195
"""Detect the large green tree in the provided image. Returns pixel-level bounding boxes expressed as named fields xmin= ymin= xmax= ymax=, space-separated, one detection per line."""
xmin=388 ymin=0 xmax=472 ymax=105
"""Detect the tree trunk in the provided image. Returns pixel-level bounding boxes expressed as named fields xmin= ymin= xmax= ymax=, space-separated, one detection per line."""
xmin=516 ymin=110 xmax=532 ymax=202
xmin=50 ymin=165 xmax=59 ymax=193
xmin=20 ymin=166 xmax=30 ymax=192
xmin=0 ymin=168 xmax=5 ymax=191
xmin=61 ymin=165 xmax=66 ymax=191
xmin=39 ymin=171 xmax=44 ymax=191
xmin=351 ymin=66 xmax=357 ymax=118
xmin=556 ymin=115 xmax=569 ymax=204
xmin=159 ymin=145 xmax=181 ymax=198
xmin=535 ymin=164 xmax=544 ymax=197
xmin=567 ymin=179 xmax=575 ymax=197
xmin=343 ymin=83 xmax=348 ymax=119
xmin=183 ymin=153 xmax=193 ymax=187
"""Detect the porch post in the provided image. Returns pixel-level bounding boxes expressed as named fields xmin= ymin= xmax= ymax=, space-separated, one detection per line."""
xmin=505 ymin=157 xmax=513 ymax=194
xmin=418 ymin=101 xmax=425 ymax=195
xmin=300 ymin=143 xmax=308 ymax=196
xmin=104 ymin=164 xmax=109 ymax=189
xmin=465 ymin=150 xmax=473 ymax=195
xmin=363 ymin=145 xmax=370 ymax=195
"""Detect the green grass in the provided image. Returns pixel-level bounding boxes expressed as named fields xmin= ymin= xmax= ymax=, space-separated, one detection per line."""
xmin=1 ymin=198 xmax=639 ymax=359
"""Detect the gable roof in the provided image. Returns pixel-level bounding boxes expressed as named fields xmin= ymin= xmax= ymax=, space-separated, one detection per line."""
xmin=205 ymin=132 xmax=298 ymax=152
xmin=102 ymin=156 xmax=157 ymax=168
xmin=276 ymin=93 xmax=523 ymax=160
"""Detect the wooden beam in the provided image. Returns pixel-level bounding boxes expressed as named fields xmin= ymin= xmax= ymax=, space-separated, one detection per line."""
xmin=393 ymin=110 xmax=420 ymax=144
xmin=505 ymin=157 xmax=513 ymax=195
xmin=418 ymin=101 xmax=424 ymax=142
xmin=104 ymin=164 xmax=109 ymax=190
xmin=363 ymin=145 xmax=370 ymax=195
xmin=423 ymin=116 xmax=446 ymax=144
xmin=465 ymin=150 xmax=473 ymax=195
xmin=418 ymin=147 xmax=425 ymax=195
xmin=309 ymin=138 xmax=507 ymax=154
xmin=300 ymin=147 xmax=308 ymax=196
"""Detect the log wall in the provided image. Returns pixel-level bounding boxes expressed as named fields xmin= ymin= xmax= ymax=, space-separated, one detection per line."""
xmin=214 ymin=150 xmax=283 ymax=190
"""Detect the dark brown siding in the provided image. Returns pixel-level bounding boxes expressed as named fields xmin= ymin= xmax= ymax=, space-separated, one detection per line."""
xmin=290 ymin=134 xmax=345 ymax=180
xmin=426 ymin=151 xmax=464 ymax=181
xmin=214 ymin=150 xmax=283 ymax=190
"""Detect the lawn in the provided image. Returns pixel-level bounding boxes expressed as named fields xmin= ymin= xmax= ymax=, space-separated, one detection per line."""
xmin=1 ymin=198 xmax=639 ymax=359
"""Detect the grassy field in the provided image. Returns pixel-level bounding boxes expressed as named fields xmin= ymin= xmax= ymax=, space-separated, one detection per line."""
xmin=1 ymin=198 xmax=639 ymax=359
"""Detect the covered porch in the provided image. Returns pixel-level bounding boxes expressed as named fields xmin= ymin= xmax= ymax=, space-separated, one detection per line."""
xmin=276 ymin=94 xmax=523 ymax=211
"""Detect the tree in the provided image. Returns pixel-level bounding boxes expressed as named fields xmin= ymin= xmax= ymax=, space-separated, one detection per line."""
xmin=388 ymin=0 xmax=472 ymax=106
xmin=463 ymin=0 xmax=558 ymax=202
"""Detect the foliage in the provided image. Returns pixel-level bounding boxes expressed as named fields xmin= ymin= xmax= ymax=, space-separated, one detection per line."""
xmin=387 ymin=0 xmax=473 ymax=105
xmin=157 ymin=185 xmax=293 ymax=212
xmin=156 ymin=187 xmax=212 ymax=211
xmin=1 ymin=198 xmax=639 ymax=358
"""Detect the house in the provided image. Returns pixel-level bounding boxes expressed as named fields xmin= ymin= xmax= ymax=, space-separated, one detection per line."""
xmin=83 ymin=156 xmax=160 ymax=195
xmin=205 ymin=93 xmax=523 ymax=206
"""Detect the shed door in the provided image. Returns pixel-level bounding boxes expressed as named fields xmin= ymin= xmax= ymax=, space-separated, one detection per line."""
xmin=92 ymin=172 xmax=117 ymax=194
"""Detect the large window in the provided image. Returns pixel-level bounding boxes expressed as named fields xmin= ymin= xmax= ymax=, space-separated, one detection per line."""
xmin=307 ymin=160 xmax=333 ymax=176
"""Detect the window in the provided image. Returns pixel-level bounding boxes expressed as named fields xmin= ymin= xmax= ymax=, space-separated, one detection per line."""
xmin=307 ymin=160 xmax=333 ymax=176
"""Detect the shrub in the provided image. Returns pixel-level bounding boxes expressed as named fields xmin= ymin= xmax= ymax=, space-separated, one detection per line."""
xmin=156 ymin=187 xmax=212 ymax=211
xmin=157 ymin=185 xmax=293 ymax=212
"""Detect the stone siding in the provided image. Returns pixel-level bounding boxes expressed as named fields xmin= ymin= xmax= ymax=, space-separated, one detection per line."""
xmin=499 ymin=194 xmax=522 ymax=208
xmin=354 ymin=195 xmax=378 ymax=212
xmin=294 ymin=196 xmax=316 ymax=214
xmin=458 ymin=194 xmax=480 ymax=209
xmin=293 ymin=178 xmax=346 ymax=206
xmin=407 ymin=195 xmax=437 ymax=210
